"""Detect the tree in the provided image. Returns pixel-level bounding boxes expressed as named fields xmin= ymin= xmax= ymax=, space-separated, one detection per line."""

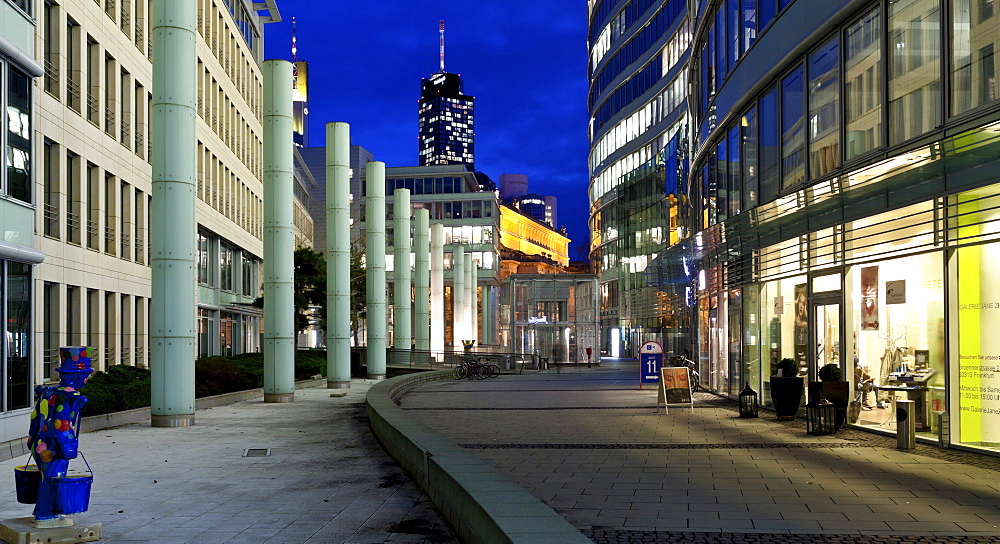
xmin=349 ymin=239 xmax=367 ymax=345
xmin=293 ymin=247 xmax=327 ymax=332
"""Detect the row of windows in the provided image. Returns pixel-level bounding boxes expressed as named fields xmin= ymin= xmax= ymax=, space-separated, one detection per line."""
xmin=197 ymin=0 xmax=262 ymax=118
xmin=590 ymin=70 xmax=687 ymax=174
xmin=698 ymin=0 xmax=796 ymax=116
xmin=592 ymin=56 xmax=663 ymax=133
xmin=43 ymin=1 xmax=153 ymax=162
xmin=197 ymin=142 xmax=263 ymax=239
xmin=42 ymin=140 xmax=151 ymax=262
xmin=198 ymin=60 xmax=262 ymax=179
xmin=197 ymin=308 xmax=260 ymax=358
xmin=41 ymin=283 xmax=149 ymax=382
xmin=589 ymin=1 xmax=686 ymax=108
xmin=196 ymin=231 xmax=260 ymax=296
xmin=696 ymin=0 xmax=1000 ymax=227
xmin=382 ymin=177 xmax=474 ymax=196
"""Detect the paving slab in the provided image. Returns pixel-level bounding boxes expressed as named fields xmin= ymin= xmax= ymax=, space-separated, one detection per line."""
xmin=401 ymin=359 xmax=1000 ymax=542
xmin=0 ymin=381 xmax=458 ymax=544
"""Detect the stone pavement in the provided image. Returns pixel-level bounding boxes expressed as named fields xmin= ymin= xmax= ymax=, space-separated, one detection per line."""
xmin=399 ymin=359 xmax=1000 ymax=543
xmin=0 ymin=381 xmax=457 ymax=544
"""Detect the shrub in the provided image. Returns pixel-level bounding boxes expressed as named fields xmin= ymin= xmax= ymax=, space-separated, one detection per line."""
xmin=775 ymin=358 xmax=798 ymax=378
xmin=818 ymin=363 xmax=845 ymax=382
xmin=195 ymin=357 xmax=257 ymax=397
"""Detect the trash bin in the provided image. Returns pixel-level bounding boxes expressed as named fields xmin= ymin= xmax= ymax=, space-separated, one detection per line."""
xmin=897 ymin=399 xmax=916 ymax=450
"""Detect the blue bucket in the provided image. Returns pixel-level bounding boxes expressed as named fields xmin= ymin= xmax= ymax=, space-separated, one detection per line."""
xmin=53 ymin=451 xmax=93 ymax=515
xmin=53 ymin=474 xmax=93 ymax=514
xmin=14 ymin=464 xmax=40 ymax=504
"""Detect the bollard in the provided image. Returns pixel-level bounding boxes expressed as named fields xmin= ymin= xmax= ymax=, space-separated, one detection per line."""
xmin=896 ymin=399 xmax=916 ymax=449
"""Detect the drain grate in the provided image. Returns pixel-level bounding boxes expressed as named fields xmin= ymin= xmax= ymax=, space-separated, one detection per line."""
xmin=242 ymin=448 xmax=271 ymax=457
xmin=459 ymin=442 xmax=870 ymax=450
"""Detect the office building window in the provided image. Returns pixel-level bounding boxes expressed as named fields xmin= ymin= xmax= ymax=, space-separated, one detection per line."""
xmin=953 ymin=0 xmax=1000 ymax=114
xmin=781 ymin=65 xmax=806 ymax=189
xmin=7 ymin=68 xmax=32 ymax=202
xmin=808 ymin=37 xmax=841 ymax=179
xmin=889 ymin=0 xmax=940 ymax=144
xmin=197 ymin=233 xmax=210 ymax=285
xmin=845 ymin=6 xmax=882 ymax=160
xmin=4 ymin=262 xmax=33 ymax=412
xmin=220 ymin=244 xmax=234 ymax=292
xmin=759 ymin=86 xmax=780 ymax=203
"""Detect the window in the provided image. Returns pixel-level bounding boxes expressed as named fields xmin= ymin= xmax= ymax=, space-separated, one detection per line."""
xmin=845 ymin=6 xmax=882 ymax=160
xmin=742 ymin=105 xmax=758 ymax=209
xmin=759 ymin=87 xmax=780 ymax=203
xmin=197 ymin=233 xmax=210 ymax=284
xmin=727 ymin=125 xmax=741 ymax=217
xmin=220 ymin=244 xmax=234 ymax=292
xmin=953 ymin=0 xmax=999 ymax=114
xmin=781 ymin=65 xmax=806 ymax=189
xmin=7 ymin=68 xmax=32 ymax=202
xmin=808 ymin=37 xmax=840 ymax=179
xmin=4 ymin=262 xmax=33 ymax=411
xmin=43 ymin=141 xmax=59 ymax=237
xmin=889 ymin=0 xmax=940 ymax=144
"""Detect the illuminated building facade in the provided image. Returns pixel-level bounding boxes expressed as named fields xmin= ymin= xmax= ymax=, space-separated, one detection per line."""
xmin=498 ymin=204 xmax=570 ymax=278
xmin=418 ymin=72 xmax=475 ymax=169
xmin=587 ymin=0 xmax=692 ymax=357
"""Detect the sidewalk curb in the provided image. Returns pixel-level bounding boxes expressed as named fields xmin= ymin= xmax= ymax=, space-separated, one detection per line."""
xmin=366 ymin=371 xmax=591 ymax=544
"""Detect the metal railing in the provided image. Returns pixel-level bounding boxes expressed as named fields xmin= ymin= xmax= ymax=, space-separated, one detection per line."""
xmin=43 ymin=348 xmax=60 ymax=382
xmin=372 ymin=348 xmax=539 ymax=374
xmin=105 ymin=226 xmax=116 ymax=254
xmin=134 ymin=236 xmax=144 ymax=263
xmin=105 ymin=0 xmax=115 ymax=19
xmin=87 ymin=218 xmax=100 ymax=249
xmin=104 ymin=347 xmax=115 ymax=368
xmin=120 ymin=231 xmax=131 ymax=258
xmin=43 ymin=202 xmax=59 ymax=236
xmin=105 ymin=106 xmax=116 ymax=135
xmin=66 ymin=77 xmax=81 ymax=112
xmin=135 ymin=19 xmax=144 ymax=49
xmin=134 ymin=129 xmax=144 ymax=158
xmin=87 ymin=92 xmax=99 ymax=124
xmin=66 ymin=210 xmax=81 ymax=244
xmin=44 ymin=60 xmax=59 ymax=95
xmin=120 ymin=118 xmax=131 ymax=147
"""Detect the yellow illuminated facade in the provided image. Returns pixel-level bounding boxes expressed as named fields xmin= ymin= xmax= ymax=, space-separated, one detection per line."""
xmin=499 ymin=205 xmax=570 ymax=277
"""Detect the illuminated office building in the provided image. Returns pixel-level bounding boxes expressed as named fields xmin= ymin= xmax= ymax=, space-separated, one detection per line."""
xmin=418 ymin=72 xmax=475 ymax=169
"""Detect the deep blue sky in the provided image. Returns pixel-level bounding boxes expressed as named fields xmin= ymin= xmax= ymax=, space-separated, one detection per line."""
xmin=262 ymin=2 xmax=592 ymax=257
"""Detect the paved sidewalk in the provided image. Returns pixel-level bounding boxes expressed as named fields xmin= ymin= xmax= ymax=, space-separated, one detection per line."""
xmin=0 ymin=381 xmax=457 ymax=544
xmin=400 ymin=360 xmax=1000 ymax=543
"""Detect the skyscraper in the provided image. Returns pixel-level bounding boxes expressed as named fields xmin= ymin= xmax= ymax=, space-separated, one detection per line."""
xmin=418 ymin=21 xmax=475 ymax=169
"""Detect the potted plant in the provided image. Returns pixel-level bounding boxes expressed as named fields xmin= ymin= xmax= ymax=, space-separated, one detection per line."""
xmin=770 ymin=358 xmax=803 ymax=420
xmin=811 ymin=363 xmax=849 ymax=429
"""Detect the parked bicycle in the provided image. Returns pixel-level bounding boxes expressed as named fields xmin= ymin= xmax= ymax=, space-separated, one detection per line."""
xmin=667 ymin=355 xmax=700 ymax=392
xmin=452 ymin=355 xmax=501 ymax=380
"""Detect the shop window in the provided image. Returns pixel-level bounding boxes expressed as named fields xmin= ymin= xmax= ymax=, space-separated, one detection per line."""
xmin=845 ymin=201 xmax=935 ymax=263
xmin=889 ymin=0 xmax=941 ymax=145
xmin=759 ymin=275 xmax=809 ymax=408
xmin=952 ymin=0 xmax=1000 ymax=115
xmin=848 ymin=253 xmax=944 ymax=437
xmin=4 ymin=262 xmax=32 ymax=411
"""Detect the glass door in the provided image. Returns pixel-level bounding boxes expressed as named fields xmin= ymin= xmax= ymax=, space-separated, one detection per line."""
xmin=814 ymin=302 xmax=841 ymax=372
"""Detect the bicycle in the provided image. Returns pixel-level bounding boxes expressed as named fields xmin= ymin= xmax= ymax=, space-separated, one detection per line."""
xmin=453 ymin=356 xmax=491 ymax=380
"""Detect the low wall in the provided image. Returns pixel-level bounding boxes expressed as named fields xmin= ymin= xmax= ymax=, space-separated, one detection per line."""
xmin=365 ymin=372 xmax=590 ymax=544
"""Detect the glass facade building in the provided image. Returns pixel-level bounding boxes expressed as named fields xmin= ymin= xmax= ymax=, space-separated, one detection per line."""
xmin=587 ymin=0 xmax=692 ymax=358
xmin=418 ymin=72 xmax=475 ymax=169
xmin=639 ymin=0 xmax=1000 ymax=454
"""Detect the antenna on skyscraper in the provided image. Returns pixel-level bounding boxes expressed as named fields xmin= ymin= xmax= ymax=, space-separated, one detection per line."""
xmin=439 ymin=20 xmax=445 ymax=72
xmin=291 ymin=17 xmax=298 ymax=62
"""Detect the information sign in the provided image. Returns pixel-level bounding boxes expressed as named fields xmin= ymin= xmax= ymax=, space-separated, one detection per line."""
xmin=639 ymin=341 xmax=663 ymax=387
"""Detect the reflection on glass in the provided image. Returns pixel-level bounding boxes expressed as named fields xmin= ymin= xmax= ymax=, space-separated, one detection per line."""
xmin=742 ymin=105 xmax=759 ymax=208
xmin=781 ymin=66 xmax=806 ymax=189
xmin=809 ymin=37 xmax=841 ymax=179
xmin=889 ymin=0 xmax=941 ymax=144
xmin=759 ymin=87 xmax=780 ymax=202
xmin=728 ymin=125 xmax=741 ymax=216
xmin=7 ymin=69 xmax=31 ymax=202
xmin=952 ymin=0 xmax=999 ymax=114
xmin=845 ymin=7 xmax=883 ymax=160
xmin=6 ymin=262 xmax=31 ymax=410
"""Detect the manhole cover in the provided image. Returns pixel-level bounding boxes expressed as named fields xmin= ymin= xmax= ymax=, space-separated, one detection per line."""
xmin=242 ymin=448 xmax=271 ymax=457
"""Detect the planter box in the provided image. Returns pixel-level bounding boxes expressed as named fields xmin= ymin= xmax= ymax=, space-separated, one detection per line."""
xmin=769 ymin=377 xmax=804 ymax=420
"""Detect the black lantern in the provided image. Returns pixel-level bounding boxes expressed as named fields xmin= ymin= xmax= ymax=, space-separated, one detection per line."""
xmin=739 ymin=381 xmax=758 ymax=418
xmin=806 ymin=390 xmax=837 ymax=435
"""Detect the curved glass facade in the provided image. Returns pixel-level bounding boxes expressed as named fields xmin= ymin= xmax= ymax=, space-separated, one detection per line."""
xmin=657 ymin=0 xmax=1000 ymax=453
xmin=588 ymin=0 xmax=693 ymax=357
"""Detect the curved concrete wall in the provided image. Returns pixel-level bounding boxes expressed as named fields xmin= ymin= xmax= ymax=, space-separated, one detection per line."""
xmin=366 ymin=372 xmax=590 ymax=544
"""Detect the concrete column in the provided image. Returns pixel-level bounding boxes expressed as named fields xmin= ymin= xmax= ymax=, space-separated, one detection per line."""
xmin=481 ymin=284 xmax=492 ymax=345
xmin=366 ymin=161 xmax=387 ymax=379
xmin=413 ymin=209 xmax=430 ymax=352
xmin=262 ymin=60 xmax=295 ymax=403
xmin=150 ymin=0 xmax=196 ymax=427
xmin=465 ymin=253 xmax=476 ymax=344
xmin=430 ymin=223 xmax=444 ymax=359
xmin=326 ymin=122 xmax=351 ymax=388
xmin=393 ymin=189 xmax=412 ymax=349
xmin=452 ymin=245 xmax=465 ymax=349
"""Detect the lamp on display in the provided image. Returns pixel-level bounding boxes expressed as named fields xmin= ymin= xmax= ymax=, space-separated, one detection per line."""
xmin=739 ymin=381 xmax=758 ymax=418
xmin=806 ymin=391 xmax=837 ymax=435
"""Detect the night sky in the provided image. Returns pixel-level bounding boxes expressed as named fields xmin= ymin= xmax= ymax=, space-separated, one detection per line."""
xmin=262 ymin=2 xmax=592 ymax=257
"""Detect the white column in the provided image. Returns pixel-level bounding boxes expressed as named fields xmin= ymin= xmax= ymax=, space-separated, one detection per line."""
xmin=393 ymin=188 xmax=412 ymax=349
xmin=150 ymin=0 xmax=197 ymax=427
xmin=452 ymin=245 xmax=465 ymax=349
xmin=465 ymin=253 xmax=476 ymax=345
xmin=326 ymin=122 xmax=351 ymax=388
xmin=413 ymin=209 xmax=430 ymax=352
xmin=366 ymin=161 xmax=387 ymax=379
xmin=430 ymin=223 xmax=444 ymax=359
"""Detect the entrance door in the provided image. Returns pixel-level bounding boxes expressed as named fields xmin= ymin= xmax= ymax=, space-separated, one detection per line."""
xmin=812 ymin=301 xmax=842 ymax=379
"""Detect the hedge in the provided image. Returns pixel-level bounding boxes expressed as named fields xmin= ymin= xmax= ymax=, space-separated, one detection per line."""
xmin=79 ymin=350 xmax=327 ymax=417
